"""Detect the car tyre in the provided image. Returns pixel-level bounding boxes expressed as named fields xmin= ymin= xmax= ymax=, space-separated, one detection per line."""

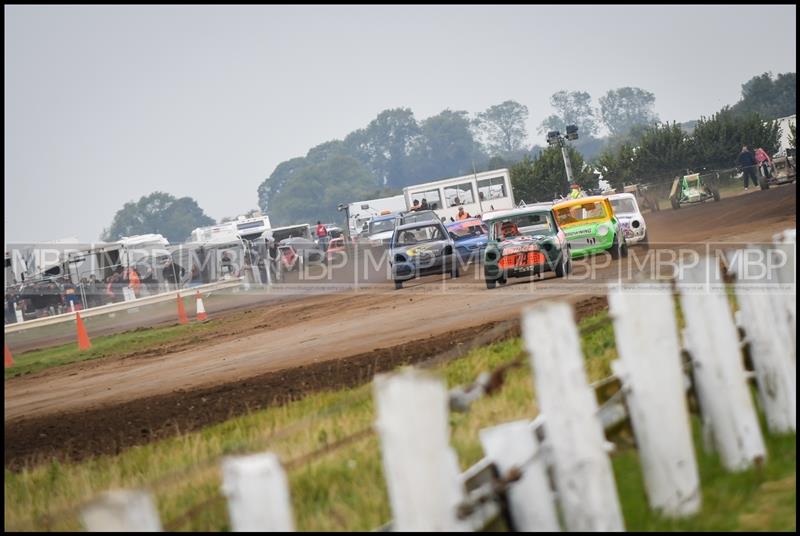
xmin=671 ymin=197 xmax=680 ymax=210
xmin=394 ymin=280 xmax=403 ymax=290
xmin=758 ymin=176 xmax=769 ymax=191
xmin=555 ymin=252 xmax=570 ymax=278
xmin=485 ymin=279 xmax=496 ymax=289
xmin=610 ymin=237 xmax=626 ymax=260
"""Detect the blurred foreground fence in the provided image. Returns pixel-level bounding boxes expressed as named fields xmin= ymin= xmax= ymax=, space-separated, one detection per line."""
xmin=43 ymin=229 xmax=800 ymax=531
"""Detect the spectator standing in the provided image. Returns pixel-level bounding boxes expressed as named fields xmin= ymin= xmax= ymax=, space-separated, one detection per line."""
xmin=754 ymin=147 xmax=773 ymax=179
xmin=737 ymin=145 xmax=759 ymax=190
xmin=162 ymin=259 xmax=185 ymax=290
xmin=316 ymin=221 xmax=329 ymax=253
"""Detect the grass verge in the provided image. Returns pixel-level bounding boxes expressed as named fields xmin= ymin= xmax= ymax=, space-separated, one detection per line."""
xmin=4 ymin=311 xmax=795 ymax=531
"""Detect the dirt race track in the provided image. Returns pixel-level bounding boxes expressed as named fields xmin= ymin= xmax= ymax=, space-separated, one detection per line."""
xmin=4 ymin=184 xmax=796 ymax=468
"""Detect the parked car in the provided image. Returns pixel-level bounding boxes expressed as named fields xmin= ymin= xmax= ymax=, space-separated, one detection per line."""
xmin=276 ymin=237 xmax=324 ymax=272
xmin=552 ymin=196 xmax=627 ymax=260
xmin=482 ymin=206 xmax=571 ymax=288
xmin=446 ymin=218 xmax=488 ymax=265
xmin=760 ymin=153 xmax=796 ymax=189
xmin=367 ymin=213 xmax=401 ymax=247
xmin=390 ymin=220 xmax=459 ymax=289
xmin=325 ymin=235 xmax=346 ymax=263
xmin=606 ymin=192 xmax=649 ymax=249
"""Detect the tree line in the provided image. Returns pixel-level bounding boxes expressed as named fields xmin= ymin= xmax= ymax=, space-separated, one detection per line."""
xmin=101 ymin=72 xmax=794 ymax=241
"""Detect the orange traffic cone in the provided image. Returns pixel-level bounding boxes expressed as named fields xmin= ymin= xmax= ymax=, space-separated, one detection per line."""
xmin=76 ymin=311 xmax=92 ymax=350
xmin=176 ymin=293 xmax=189 ymax=325
xmin=4 ymin=343 xmax=14 ymax=368
xmin=195 ymin=291 xmax=208 ymax=321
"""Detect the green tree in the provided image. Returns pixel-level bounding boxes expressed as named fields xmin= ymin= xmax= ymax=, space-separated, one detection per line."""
xmin=599 ymin=87 xmax=659 ymax=137
xmin=101 ymin=192 xmax=215 ymax=243
xmin=257 ymin=156 xmax=307 ymax=215
xmin=595 ymin=143 xmax=640 ymax=190
xmin=344 ymin=108 xmax=420 ymax=188
xmin=633 ymin=122 xmax=690 ymax=177
xmin=510 ymin=146 xmax=594 ymax=203
xmin=730 ymin=72 xmax=796 ymax=120
xmin=474 ymin=100 xmax=529 ymax=156
xmin=268 ymin=155 xmax=376 ymax=226
xmin=539 ymin=90 xmax=599 ymax=137
xmin=691 ymin=107 xmax=779 ymax=170
xmin=408 ymin=109 xmax=484 ymax=182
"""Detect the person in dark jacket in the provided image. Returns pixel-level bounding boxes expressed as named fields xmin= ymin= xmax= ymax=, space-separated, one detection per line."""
xmin=162 ymin=259 xmax=185 ymax=288
xmin=737 ymin=145 xmax=759 ymax=190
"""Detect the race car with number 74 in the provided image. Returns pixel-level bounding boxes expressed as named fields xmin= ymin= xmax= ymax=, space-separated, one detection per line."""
xmin=482 ymin=205 xmax=571 ymax=289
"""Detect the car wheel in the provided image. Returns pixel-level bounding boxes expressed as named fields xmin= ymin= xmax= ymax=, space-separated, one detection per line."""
xmin=498 ymin=275 xmax=507 ymax=286
xmin=394 ymin=280 xmax=403 ymax=290
xmin=611 ymin=237 xmax=624 ymax=260
xmin=451 ymin=260 xmax=460 ymax=279
xmin=485 ymin=279 xmax=497 ymax=289
xmin=758 ymin=176 xmax=769 ymax=191
xmin=671 ymin=197 xmax=680 ymax=210
xmin=555 ymin=253 xmax=569 ymax=278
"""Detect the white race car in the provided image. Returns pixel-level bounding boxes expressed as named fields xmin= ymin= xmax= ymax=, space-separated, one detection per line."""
xmin=607 ymin=192 xmax=648 ymax=248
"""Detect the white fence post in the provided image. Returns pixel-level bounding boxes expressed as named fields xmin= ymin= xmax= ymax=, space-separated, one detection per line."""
xmin=479 ymin=420 xmax=560 ymax=531
xmin=373 ymin=369 xmax=468 ymax=532
xmin=522 ymin=301 xmax=625 ymax=532
xmin=221 ymin=452 xmax=295 ymax=532
xmin=731 ymin=246 xmax=796 ymax=434
xmin=773 ymin=229 xmax=796 ymax=356
xmin=608 ymin=285 xmax=701 ymax=516
xmin=677 ymin=255 xmax=766 ymax=471
xmin=81 ymin=489 xmax=162 ymax=532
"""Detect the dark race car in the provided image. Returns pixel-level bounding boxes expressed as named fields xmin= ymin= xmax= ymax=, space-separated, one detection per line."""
xmin=482 ymin=206 xmax=571 ymax=289
xmin=390 ymin=220 xmax=459 ymax=289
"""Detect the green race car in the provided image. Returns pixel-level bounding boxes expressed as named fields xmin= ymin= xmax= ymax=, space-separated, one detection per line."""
xmin=552 ymin=196 xmax=628 ymax=259
xmin=482 ymin=205 xmax=571 ymax=289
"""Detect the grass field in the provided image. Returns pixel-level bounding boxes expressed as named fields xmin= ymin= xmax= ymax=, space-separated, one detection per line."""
xmin=5 ymin=315 xmax=236 ymax=380
xmin=4 ymin=309 xmax=795 ymax=532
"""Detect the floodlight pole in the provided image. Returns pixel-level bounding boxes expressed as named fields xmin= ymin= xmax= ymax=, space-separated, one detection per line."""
xmin=559 ymin=139 xmax=575 ymax=194
xmin=547 ymin=126 xmax=578 ymax=196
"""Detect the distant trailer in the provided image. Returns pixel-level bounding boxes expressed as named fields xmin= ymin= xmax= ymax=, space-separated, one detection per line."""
xmin=344 ymin=195 xmax=407 ymax=238
xmin=402 ymin=168 xmax=515 ymax=223
xmin=190 ymin=215 xmax=272 ymax=244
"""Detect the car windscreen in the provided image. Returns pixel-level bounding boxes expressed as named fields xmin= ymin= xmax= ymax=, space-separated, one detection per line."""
xmin=447 ymin=220 xmax=487 ymax=240
xmin=489 ymin=212 xmax=555 ymax=241
xmin=395 ymin=225 xmax=445 ymax=246
xmin=610 ymin=198 xmax=637 ymax=215
xmin=554 ymin=202 xmax=608 ymax=226
xmin=402 ymin=212 xmax=437 ymax=225
xmin=369 ymin=219 xmax=395 ymax=235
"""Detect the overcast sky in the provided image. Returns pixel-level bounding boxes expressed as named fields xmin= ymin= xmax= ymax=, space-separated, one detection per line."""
xmin=5 ymin=5 xmax=796 ymax=243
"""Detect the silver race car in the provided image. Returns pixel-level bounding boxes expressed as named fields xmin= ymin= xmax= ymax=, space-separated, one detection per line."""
xmin=390 ymin=221 xmax=459 ymax=289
